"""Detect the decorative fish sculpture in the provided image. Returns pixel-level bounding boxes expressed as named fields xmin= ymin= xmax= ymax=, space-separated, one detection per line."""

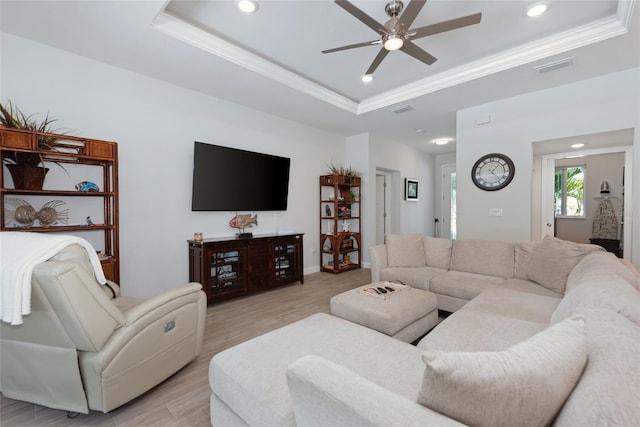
xmin=229 ymin=213 xmax=258 ymax=231
xmin=75 ymin=181 xmax=100 ymax=192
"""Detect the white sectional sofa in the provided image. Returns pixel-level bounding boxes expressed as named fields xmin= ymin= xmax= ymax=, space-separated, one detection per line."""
xmin=209 ymin=235 xmax=640 ymax=426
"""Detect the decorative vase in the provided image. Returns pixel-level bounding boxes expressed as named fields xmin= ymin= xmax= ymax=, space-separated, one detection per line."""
xmin=6 ymin=165 xmax=49 ymax=190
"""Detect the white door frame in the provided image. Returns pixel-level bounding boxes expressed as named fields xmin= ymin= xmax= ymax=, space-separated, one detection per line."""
xmin=541 ymin=146 xmax=633 ymax=258
xmin=375 ymin=170 xmax=392 ymax=244
xmin=441 ymin=163 xmax=456 ymax=240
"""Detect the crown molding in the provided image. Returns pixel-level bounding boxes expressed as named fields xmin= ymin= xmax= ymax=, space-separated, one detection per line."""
xmin=152 ymin=2 xmax=634 ymax=115
xmin=152 ymin=11 xmax=359 ymax=113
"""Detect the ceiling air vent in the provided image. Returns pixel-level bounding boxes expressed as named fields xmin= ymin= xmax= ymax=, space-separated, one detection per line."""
xmin=388 ymin=104 xmax=414 ymax=114
xmin=533 ymin=57 xmax=575 ymax=74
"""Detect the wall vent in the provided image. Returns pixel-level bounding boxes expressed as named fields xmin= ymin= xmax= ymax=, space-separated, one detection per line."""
xmin=388 ymin=104 xmax=414 ymax=114
xmin=533 ymin=57 xmax=575 ymax=74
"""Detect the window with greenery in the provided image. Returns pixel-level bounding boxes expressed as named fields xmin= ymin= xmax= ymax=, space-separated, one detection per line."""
xmin=555 ymin=165 xmax=585 ymax=217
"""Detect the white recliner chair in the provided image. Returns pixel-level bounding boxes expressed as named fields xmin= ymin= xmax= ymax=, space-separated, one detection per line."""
xmin=0 ymin=244 xmax=207 ymax=414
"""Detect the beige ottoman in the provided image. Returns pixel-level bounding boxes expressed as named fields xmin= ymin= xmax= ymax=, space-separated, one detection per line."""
xmin=330 ymin=282 xmax=439 ymax=343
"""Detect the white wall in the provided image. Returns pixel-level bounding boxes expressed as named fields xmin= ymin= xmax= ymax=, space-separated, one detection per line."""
xmin=1 ymin=33 xmax=347 ymax=297
xmin=368 ymin=135 xmax=436 ymax=239
xmin=456 ymin=68 xmax=640 ymax=267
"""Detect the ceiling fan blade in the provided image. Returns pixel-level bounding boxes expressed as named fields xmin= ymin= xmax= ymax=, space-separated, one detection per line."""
xmin=322 ymin=40 xmax=381 ymax=54
xmin=365 ymin=48 xmax=390 ymax=75
xmin=335 ymin=0 xmax=387 ymax=35
xmin=409 ymin=13 xmax=482 ymax=40
xmin=401 ymin=40 xmax=437 ymax=65
xmin=396 ymin=0 xmax=426 ymax=31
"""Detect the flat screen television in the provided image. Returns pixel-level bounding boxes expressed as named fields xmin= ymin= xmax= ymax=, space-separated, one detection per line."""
xmin=191 ymin=141 xmax=290 ymax=211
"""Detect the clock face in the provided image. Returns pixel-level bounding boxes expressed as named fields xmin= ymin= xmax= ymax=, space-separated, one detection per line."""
xmin=472 ymin=153 xmax=515 ymax=191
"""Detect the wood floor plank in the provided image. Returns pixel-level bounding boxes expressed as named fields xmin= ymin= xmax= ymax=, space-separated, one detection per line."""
xmin=0 ymin=269 xmax=372 ymax=426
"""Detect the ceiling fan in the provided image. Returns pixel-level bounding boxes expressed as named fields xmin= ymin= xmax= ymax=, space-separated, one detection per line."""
xmin=322 ymin=0 xmax=482 ymax=76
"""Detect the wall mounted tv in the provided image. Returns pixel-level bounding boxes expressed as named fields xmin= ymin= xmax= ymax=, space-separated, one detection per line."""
xmin=191 ymin=141 xmax=291 ymax=211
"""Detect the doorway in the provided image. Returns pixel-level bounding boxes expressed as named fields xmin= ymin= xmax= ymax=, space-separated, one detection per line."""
xmin=375 ymin=171 xmax=392 ymax=245
xmin=441 ymin=164 xmax=457 ymax=240
xmin=537 ymin=130 xmax=633 ymax=259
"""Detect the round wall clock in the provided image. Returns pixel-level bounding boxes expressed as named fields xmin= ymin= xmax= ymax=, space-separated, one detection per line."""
xmin=471 ymin=153 xmax=515 ymax=191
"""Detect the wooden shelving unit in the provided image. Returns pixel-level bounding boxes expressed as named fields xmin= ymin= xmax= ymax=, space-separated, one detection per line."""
xmin=319 ymin=174 xmax=361 ymax=274
xmin=1 ymin=127 xmax=120 ymax=282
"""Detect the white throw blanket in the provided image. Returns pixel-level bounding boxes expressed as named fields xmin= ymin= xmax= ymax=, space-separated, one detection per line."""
xmin=0 ymin=232 xmax=107 ymax=325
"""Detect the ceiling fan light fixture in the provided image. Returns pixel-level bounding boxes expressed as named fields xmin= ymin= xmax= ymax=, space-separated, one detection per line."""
xmin=526 ymin=2 xmax=548 ymax=17
xmin=237 ymin=0 xmax=258 ymax=14
xmin=361 ymin=74 xmax=374 ymax=83
xmin=383 ymin=34 xmax=404 ymax=51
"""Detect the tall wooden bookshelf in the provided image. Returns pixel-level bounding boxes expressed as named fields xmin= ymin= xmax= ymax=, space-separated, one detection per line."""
xmin=1 ymin=127 xmax=120 ymax=282
xmin=319 ymin=174 xmax=361 ymax=273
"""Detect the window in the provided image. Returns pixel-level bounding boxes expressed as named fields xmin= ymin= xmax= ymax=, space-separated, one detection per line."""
xmin=554 ymin=165 xmax=585 ymax=217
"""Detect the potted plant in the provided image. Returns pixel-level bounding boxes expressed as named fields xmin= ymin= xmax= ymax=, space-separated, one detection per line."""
xmin=1 ymin=100 xmax=64 ymax=189
xmin=327 ymin=163 xmax=361 ymax=186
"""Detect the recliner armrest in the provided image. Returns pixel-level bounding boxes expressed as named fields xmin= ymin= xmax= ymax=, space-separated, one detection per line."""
xmin=122 ymin=283 xmax=203 ymax=325
xmin=286 ymin=355 xmax=465 ymax=427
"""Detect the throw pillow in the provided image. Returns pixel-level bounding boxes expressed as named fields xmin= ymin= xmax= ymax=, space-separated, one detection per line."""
xmin=423 ymin=237 xmax=452 ymax=270
xmin=513 ymin=240 xmax=539 ymax=280
xmin=385 ymin=234 xmax=426 ymax=267
xmin=527 ymin=236 xmax=598 ymax=294
xmin=418 ymin=316 xmax=587 ymax=427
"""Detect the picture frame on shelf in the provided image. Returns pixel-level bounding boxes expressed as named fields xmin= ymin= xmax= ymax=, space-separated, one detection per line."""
xmin=405 ymin=178 xmax=419 ymax=201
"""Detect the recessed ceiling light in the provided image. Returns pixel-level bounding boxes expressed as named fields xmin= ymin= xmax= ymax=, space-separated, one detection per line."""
xmin=237 ymin=0 xmax=258 ymax=13
xmin=527 ymin=2 xmax=548 ymax=17
xmin=571 ymin=143 xmax=585 ymax=148
xmin=431 ymin=138 xmax=452 ymax=145
xmin=361 ymin=74 xmax=373 ymax=83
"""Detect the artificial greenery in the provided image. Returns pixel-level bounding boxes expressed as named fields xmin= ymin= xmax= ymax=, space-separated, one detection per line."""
xmin=327 ymin=163 xmax=360 ymax=177
xmin=0 ymin=100 xmax=64 ymax=167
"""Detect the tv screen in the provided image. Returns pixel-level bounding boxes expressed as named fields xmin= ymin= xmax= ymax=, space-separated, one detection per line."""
xmin=191 ymin=141 xmax=290 ymax=211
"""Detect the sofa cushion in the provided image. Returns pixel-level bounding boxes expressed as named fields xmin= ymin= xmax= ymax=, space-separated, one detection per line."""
xmin=423 ymin=237 xmax=452 ymax=270
xmin=527 ymin=236 xmax=602 ymax=294
xmin=462 ymin=287 xmax=561 ymax=324
xmin=418 ymin=316 xmax=587 ymax=427
xmin=550 ymin=275 xmax=640 ymax=326
xmin=553 ymin=309 xmax=640 ymax=426
xmin=430 ymin=271 xmax=504 ymax=301
xmin=449 ymin=239 xmax=514 ymax=279
xmin=210 ymin=313 xmax=426 ymax=427
xmin=500 ymin=278 xmax=563 ymax=298
xmin=513 ymin=240 xmax=539 ymax=280
xmin=417 ymin=309 xmax=548 ymax=352
xmin=385 ymin=234 xmax=426 ymax=267
xmin=380 ymin=267 xmax=445 ymax=291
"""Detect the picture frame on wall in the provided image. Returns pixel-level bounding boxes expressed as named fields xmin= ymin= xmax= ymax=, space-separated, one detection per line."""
xmin=405 ymin=178 xmax=419 ymax=201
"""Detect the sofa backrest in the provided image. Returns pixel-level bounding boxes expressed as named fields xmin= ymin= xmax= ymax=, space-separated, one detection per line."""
xmin=385 ymin=234 xmax=427 ymax=267
xmin=449 ymin=239 xmax=515 ymax=279
xmin=567 ymin=251 xmax=639 ymax=293
xmin=423 ymin=237 xmax=452 ymax=270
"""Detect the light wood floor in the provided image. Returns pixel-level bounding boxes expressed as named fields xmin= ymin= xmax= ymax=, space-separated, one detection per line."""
xmin=0 ymin=268 xmax=372 ymax=426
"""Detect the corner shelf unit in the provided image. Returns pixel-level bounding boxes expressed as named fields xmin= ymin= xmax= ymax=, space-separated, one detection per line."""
xmin=1 ymin=127 xmax=119 ymax=283
xmin=319 ymin=174 xmax=361 ymax=274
